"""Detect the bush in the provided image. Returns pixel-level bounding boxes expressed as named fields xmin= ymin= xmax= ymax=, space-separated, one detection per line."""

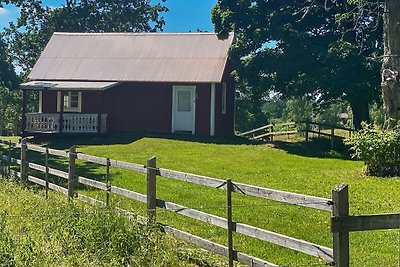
xmin=346 ymin=126 xmax=400 ymax=177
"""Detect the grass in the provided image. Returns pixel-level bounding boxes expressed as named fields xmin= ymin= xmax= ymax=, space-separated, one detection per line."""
xmin=0 ymin=179 xmax=228 ymax=267
xmin=2 ymin=133 xmax=399 ymax=266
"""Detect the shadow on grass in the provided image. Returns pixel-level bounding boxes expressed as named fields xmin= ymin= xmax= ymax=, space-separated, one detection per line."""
xmin=26 ymin=132 xmax=351 ymax=161
xmin=28 ymin=132 xmax=262 ymax=149
xmin=272 ymin=137 xmax=352 ymax=160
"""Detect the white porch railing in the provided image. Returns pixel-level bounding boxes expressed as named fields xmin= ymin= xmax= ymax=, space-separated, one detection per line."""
xmin=25 ymin=113 xmax=60 ymax=133
xmin=63 ymin=114 xmax=98 ymax=133
xmin=25 ymin=113 xmax=107 ymax=133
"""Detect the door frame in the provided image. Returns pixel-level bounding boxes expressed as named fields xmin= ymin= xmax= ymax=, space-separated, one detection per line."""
xmin=172 ymin=85 xmax=196 ymax=134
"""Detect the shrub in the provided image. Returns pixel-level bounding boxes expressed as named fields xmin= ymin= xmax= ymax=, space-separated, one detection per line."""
xmin=346 ymin=126 xmax=400 ymax=176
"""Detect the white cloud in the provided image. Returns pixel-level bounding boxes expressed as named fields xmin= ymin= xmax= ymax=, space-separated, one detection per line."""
xmin=0 ymin=7 xmax=9 ymax=15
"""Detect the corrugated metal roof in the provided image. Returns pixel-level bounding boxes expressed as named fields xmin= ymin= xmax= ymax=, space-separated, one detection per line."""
xmin=21 ymin=81 xmax=119 ymax=90
xmin=28 ymin=32 xmax=235 ymax=83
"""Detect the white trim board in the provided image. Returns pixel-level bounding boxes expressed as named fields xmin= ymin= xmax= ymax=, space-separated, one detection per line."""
xmin=38 ymin=91 xmax=42 ymax=113
xmin=210 ymin=83 xmax=216 ymax=136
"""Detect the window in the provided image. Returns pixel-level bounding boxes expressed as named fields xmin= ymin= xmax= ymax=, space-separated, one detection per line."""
xmin=57 ymin=91 xmax=82 ymax=112
xmin=222 ymin=82 xmax=227 ymax=114
xmin=177 ymin=90 xmax=191 ymax=112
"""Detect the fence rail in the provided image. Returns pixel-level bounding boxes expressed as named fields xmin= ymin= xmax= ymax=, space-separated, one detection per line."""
xmin=1 ymin=138 xmax=398 ymax=267
xmin=239 ymin=121 xmax=355 ymax=149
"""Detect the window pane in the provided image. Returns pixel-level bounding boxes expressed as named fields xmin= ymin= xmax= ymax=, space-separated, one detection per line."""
xmin=63 ymin=95 xmax=69 ymax=108
xmin=71 ymin=92 xmax=79 ymax=98
xmin=70 ymin=92 xmax=79 ymax=108
xmin=70 ymin=100 xmax=79 ymax=108
xmin=177 ymin=91 xmax=191 ymax=112
xmin=70 ymin=95 xmax=79 ymax=107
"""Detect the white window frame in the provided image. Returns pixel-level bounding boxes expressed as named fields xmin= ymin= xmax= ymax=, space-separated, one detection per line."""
xmin=222 ymin=82 xmax=227 ymax=114
xmin=57 ymin=91 xmax=82 ymax=112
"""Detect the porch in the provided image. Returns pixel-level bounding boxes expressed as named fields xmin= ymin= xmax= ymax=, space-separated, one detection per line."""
xmin=25 ymin=113 xmax=107 ymax=134
xmin=20 ymin=81 xmax=118 ymax=135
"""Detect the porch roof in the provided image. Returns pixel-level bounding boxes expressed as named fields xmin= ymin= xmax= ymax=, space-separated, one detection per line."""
xmin=21 ymin=81 xmax=119 ymax=91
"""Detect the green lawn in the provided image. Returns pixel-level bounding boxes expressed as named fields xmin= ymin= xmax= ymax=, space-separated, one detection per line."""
xmin=2 ymin=134 xmax=399 ymax=266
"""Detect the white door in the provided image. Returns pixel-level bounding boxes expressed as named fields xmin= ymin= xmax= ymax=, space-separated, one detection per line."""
xmin=172 ymin=86 xmax=196 ymax=134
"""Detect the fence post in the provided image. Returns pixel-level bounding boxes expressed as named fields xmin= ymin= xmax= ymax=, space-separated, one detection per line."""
xmin=146 ymin=156 xmax=157 ymax=224
xmin=68 ymin=146 xmax=77 ymax=199
xmin=270 ymin=125 xmax=274 ymax=142
xmin=226 ymin=179 xmax=234 ymax=267
xmin=20 ymin=138 xmax=27 ymax=183
xmin=332 ymin=184 xmax=350 ymax=267
xmin=45 ymin=148 xmax=49 ymax=199
xmin=305 ymin=122 xmax=309 ymax=142
xmin=106 ymin=158 xmax=111 ymax=207
xmin=0 ymin=151 xmax=3 ymax=179
xmin=331 ymin=127 xmax=335 ymax=149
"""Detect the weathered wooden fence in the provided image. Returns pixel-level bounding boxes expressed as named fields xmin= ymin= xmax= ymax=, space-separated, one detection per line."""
xmin=239 ymin=121 xmax=355 ymax=149
xmin=0 ymin=138 xmax=398 ymax=267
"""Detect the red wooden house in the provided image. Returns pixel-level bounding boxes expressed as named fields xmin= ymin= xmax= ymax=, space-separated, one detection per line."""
xmin=21 ymin=32 xmax=235 ymax=136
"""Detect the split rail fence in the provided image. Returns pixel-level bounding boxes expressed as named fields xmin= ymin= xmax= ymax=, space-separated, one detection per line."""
xmin=0 ymin=138 xmax=399 ymax=267
xmin=239 ymin=121 xmax=355 ymax=149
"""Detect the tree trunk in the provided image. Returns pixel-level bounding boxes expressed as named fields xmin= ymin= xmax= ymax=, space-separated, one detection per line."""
xmin=382 ymin=0 xmax=400 ymax=125
xmin=349 ymin=100 xmax=370 ymax=130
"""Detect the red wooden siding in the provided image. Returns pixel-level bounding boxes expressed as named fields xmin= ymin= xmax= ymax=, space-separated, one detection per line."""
xmin=103 ymin=83 xmax=172 ymax=133
xmin=195 ymin=83 xmax=211 ymax=135
xmin=41 ymin=91 xmax=57 ymax=113
xmin=41 ymin=81 xmax=234 ymax=136
xmin=216 ymin=64 xmax=235 ymax=136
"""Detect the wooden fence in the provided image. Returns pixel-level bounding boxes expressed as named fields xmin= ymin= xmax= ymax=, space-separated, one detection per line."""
xmin=0 ymin=138 xmax=398 ymax=267
xmin=239 ymin=121 xmax=355 ymax=149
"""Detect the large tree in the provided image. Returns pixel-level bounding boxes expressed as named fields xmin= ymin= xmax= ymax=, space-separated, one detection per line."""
xmin=0 ymin=39 xmax=17 ymax=88
xmin=381 ymin=0 xmax=400 ymax=124
xmin=212 ymin=0 xmax=382 ymax=129
xmin=0 ymin=39 xmax=19 ymax=134
xmin=333 ymin=0 xmax=400 ymax=126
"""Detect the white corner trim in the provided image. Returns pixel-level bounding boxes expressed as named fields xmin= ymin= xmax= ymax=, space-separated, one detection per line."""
xmin=192 ymin=88 xmax=196 ymax=135
xmin=210 ymin=83 xmax=216 ymax=136
xmin=171 ymin=88 xmax=176 ymax=133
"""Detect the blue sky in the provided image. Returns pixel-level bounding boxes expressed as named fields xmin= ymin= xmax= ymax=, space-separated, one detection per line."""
xmin=0 ymin=0 xmax=217 ymax=32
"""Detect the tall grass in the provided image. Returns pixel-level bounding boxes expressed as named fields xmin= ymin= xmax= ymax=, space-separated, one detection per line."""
xmin=0 ymin=180 xmax=225 ymax=267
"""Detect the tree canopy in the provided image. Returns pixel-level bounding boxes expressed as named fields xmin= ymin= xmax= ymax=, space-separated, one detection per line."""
xmin=0 ymin=39 xmax=17 ymax=88
xmin=212 ymin=0 xmax=383 ymax=129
